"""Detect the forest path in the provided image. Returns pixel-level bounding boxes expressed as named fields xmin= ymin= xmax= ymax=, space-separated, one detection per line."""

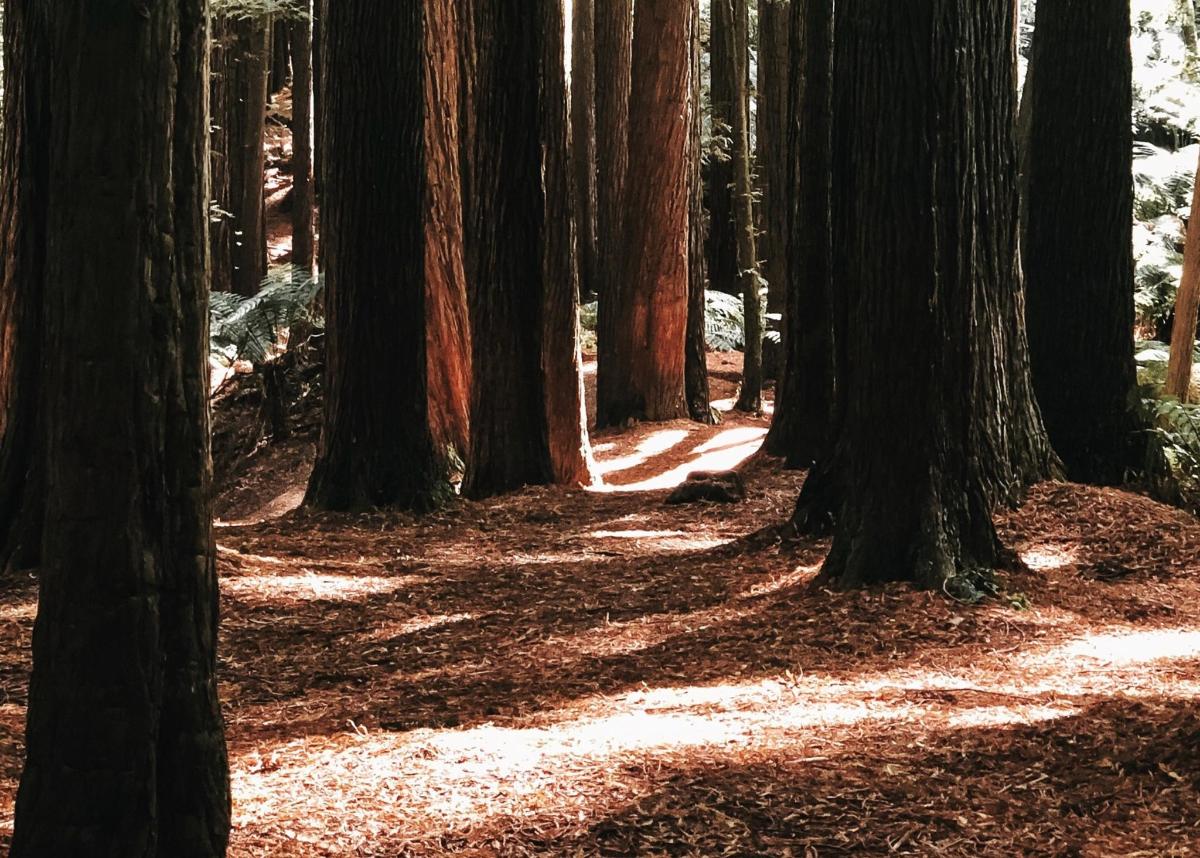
xmin=3 ymin=362 xmax=1200 ymax=855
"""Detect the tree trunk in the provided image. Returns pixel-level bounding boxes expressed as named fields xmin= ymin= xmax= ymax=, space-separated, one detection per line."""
xmin=593 ymin=0 xmax=633 ymax=427
xmin=764 ymin=0 xmax=834 ymax=467
xmin=1166 ymin=151 xmax=1200 ymax=402
xmin=211 ymin=14 xmax=270 ymax=297
xmin=706 ymin=0 xmax=740 ymax=295
xmin=290 ymin=7 xmax=314 ymax=273
xmin=312 ymin=0 xmax=324 ymax=200
xmin=270 ymin=15 xmax=290 ymax=93
xmin=599 ymin=0 xmax=693 ymax=426
xmin=0 ymin=0 xmax=48 ymax=577
xmin=423 ymin=0 xmax=472 ymax=460
xmin=1023 ymin=0 xmax=1140 ymax=484
xmin=728 ymin=0 xmax=763 ymax=414
xmin=463 ymin=0 xmax=593 ymax=497
xmin=571 ymin=0 xmax=599 ymax=302
xmin=810 ymin=0 xmax=1054 ymax=590
xmin=305 ymin=1 xmax=451 ymax=511
xmin=11 ymin=0 xmax=231 ymax=852
xmin=686 ymin=0 xmax=716 ymax=424
xmin=757 ymin=0 xmax=790 ymax=315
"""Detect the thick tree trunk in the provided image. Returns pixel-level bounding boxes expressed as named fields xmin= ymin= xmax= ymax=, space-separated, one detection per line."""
xmin=811 ymin=0 xmax=1053 ymax=590
xmin=728 ymin=0 xmax=763 ymax=414
xmin=599 ymin=0 xmax=693 ymax=426
xmin=11 ymin=1 xmax=230 ymax=852
xmin=305 ymin=1 xmax=450 ymax=511
xmin=1024 ymin=0 xmax=1140 ymax=484
xmin=1166 ymin=152 xmax=1200 ymax=402
xmin=423 ymin=0 xmax=472 ymax=460
xmin=593 ymin=0 xmax=633 ymax=427
xmin=463 ymin=0 xmax=592 ymax=497
xmin=212 ymin=14 xmax=270 ymax=297
xmin=290 ymin=7 xmax=314 ymax=273
xmin=571 ymin=0 xmax=599 ymax=302
xmin=706 ymin=0 xmax=739 ymax=295
xmin=686 ymin=0 xmax=716 ymax=424
xmin=764 ymin=0 xmax=834 ymax=467
xmin=757 ymin=0 xmax=790 ymax=315
xmin=0 ymin=0 xmax=48 ymax=576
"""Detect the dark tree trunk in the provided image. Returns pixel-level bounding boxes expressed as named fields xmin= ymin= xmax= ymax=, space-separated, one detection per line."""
xmin=765 ymin=0 xmax=834 ymax=467
xmin=571 ymin=0 xmax=599 ymax=302
xmin=423 ymin=0 xmax=472 ymax=461
xmin=599 ymin=0 xmax=693 ymax=426
xmin=305 ymin=1 xmax=450 ymax=511
xmin=809 ymin=0 xmax=1054 ymax=590
xmin=757 ymin=0 xmax=790 ymax=315
xmin=686 ymin=0 xmax=715 ymax=424
xmin=0 ymin=0 xmax=48 ymax=577
xmin=312 ymin=0 xmax=324 ymax=200
xmin=1023 ymin=0 xmax=1140 ymax=485
xmin=211 ymin=14 xmax=269 ymax=297
xmin=11 ymin=0 xmax=230 ymax=852
xmin=593 ymin=0 xmax=632 ymax=427
xmin=706 ymin=0 xmax=739 ymax=295
xmin=463 ymin=0 xmax=592 ymax=497
xmin=290 ymin=7 xmax=314 ymax=273
xmin=728 ymin=0 xmax=763 ymax=415
xmin=270 ymin=15 xmax=290 ymax=93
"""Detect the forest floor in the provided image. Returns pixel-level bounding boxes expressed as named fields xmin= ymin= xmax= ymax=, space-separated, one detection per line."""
xmin=3 ymin=356 xmax=1200 ymax=856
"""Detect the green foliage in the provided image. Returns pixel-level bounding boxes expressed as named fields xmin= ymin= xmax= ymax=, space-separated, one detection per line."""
xmin=211 ymin=0 xmax=310 ymax=20
xmin=1135 ymin=343 xmax=1200 ymax=512
xmin=210 ymin=266 xmax=322 ymax=366
xmin=578 ymin=290 xmax=779 ymax=354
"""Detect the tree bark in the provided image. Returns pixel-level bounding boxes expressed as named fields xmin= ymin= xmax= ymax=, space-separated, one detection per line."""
xmin=305 ymin=1 xmax=450 ymax=511
xmin=706 ymin=0 xmax=740 ymax=295
xmin=599 ymin=0 xmax=693 ymax=426
xmin=462 ymin=0 xmax=593 ymax=497
xmin=571 ymin=0 xmax=599 ymax=302
xmin=593 ymin=0 xmax=633 ymax=427
xmin=728 ymin=0 xmax=763 ymax=414
xmin=764 ymin=0 xmax=834 ymax=467
xmin=1166 ymin=151 xmax=1200 ymax=402
xmin=757 ymin=0 xmax=790 ymax=315
xmin=1023 ymin=0 xmax=1140 ymax=484
xmin=0 ymin=0 xmax=48 ymax=576
xmin=810 ymin=0 xmax=1054 ymax=589
xmin=12 ymin=0 xmax=230 ymax=852
xmin=211 ymin=13 xmax=270 ymax=297
xmin=686 ymin=0 xmax=716 ymax=424
xmin=290 ymin=6 xmax=314 ymax=273
xmin=270 ymin=15 xmax=290 ymax=93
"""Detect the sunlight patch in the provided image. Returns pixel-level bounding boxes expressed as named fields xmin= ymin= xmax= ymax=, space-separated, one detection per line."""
xmin=1020 ymin=545 xmax=1078 ymax=571
xmin=358 ymin=613 xmax=475 ymax=644
xmin=222 ymin=573 xmax=422 ymax=603
xmin=1056 ymin=628 xmax=1200 ymax=666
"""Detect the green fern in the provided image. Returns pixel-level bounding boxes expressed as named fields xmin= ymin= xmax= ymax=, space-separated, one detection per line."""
xmin=210 ymin=266 xmax=322 ymax=366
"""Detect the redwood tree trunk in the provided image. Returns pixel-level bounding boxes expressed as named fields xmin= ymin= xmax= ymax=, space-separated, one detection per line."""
xmin=0 ymin=0 xmax=48 ymax=576
xmin=706 ymin=0 xmax=739 ymax=295
xmin=599 ymin=0 xmax=693 ymax=426
xmin=811 ymin=0 xmax=1054 ymax=590
xmin=757 ymin=0 xmax=790 ymax=315
xmin=686 ymin=0 xmax=715 ymax=423
xmin=571 ymin=0 xmax=599 ymax=302
xmin=463 ymin=0 xmax=592 ymax=497
xmin=1023 ymin=0 xmax=1139 ymax=484
xmin=11 ymin=0 xmax=230 ymax=852
xmin=290 ymin=6 xmax=314 ymax=273
xmin=1166 ymin=152 xmax=1200 ymax=403
xmin=593 ymin=0 xmax=633 ymax=427
xmin=305 ymin=1 xmax=450 ymax=511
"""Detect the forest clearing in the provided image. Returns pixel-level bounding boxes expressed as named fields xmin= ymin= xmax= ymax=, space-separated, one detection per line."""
xmin=4 ymin=0 xmax=1200 ymax=855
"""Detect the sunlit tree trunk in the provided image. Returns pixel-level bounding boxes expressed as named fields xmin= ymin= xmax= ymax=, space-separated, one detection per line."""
xmin=1167 ymin=152 xmax=1200 ymax=402
xmin=12 ymin=0 xmax=230 ymax=851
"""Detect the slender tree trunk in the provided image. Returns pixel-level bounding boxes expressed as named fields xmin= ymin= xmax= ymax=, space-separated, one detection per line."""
xmin=270 ymin=15 xmax=290 ymax=93
xmin=600 ymin=0 xmax=693 ymax=426
xmin=290 ymin=6 xmax=314 ymax=273
xmin=572 ymin=0 xmax=599 ymax=302
xmin=312 ymin=0 xmax=324 ymax=200
xmin=757 ymin=0 xmax=790 ymax=315
xmin=687 ymin=0 xmax=716 ymax=424
xmin=463 ymin=0 xmax=592 ymax=497
xmin=1167 ymin=152 xmax=1200 ymax=402
xmin=594 ymin=0 xmax=633 ymax=427
xmin=765 ymin=0 xmax=834 ymax=467
xmin=810 ymin=0 xmax=1053 ymax=590
xmin=305 ymin=1 xmax=450 ymax=511
xmin=12 ymin=0 xmax=230 ymax=852
xmin=706 ymin=0 xmax=739 ymax=295
xmin=0 ymin=0 xmax=48 ymax=577
xmin=1024 ymin=0 xmax=1139 ymax=484
xmin=728 ymin=0 xmax=763 ymax=414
